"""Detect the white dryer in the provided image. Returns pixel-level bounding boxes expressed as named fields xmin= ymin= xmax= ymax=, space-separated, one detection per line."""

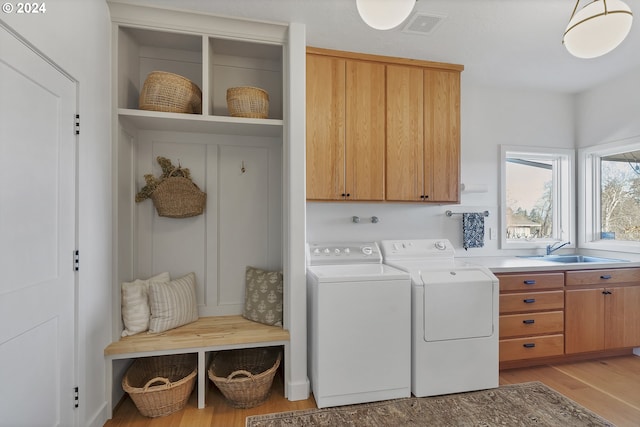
xmin=307 ymin=242 xmax=411 ymax=408
xmin=380 ymin=239 xmax=498 ymax=397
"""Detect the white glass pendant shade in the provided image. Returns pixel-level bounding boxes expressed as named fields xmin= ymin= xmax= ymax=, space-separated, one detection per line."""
xmin=356 ymin=0 xmax=416 ymax=30
xmin=563 ymin=0 xmax=633 ymax=59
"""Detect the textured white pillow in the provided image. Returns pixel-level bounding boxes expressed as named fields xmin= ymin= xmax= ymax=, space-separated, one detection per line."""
xmin=121 ymin=272 xmax=170 ymax=337
xmin=148 ymin=272 xmax=199 ymax=333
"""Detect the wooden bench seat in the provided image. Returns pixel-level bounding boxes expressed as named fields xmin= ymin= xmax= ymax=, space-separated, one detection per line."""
xmin=104 ymin=315 xmax=290 ymax=418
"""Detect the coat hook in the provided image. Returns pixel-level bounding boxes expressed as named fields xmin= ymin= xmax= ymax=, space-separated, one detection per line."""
xmin=241 ymin=161 xmax=246 ymax=173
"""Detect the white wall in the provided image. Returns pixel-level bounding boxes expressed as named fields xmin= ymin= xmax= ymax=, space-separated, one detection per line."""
xmin=306 ymin=80 xmax=575 ymax=256
xmin=2 ymin=2 xmax=112 ymax=426
xmin=575 ymin=65 xmax=640 ymax=148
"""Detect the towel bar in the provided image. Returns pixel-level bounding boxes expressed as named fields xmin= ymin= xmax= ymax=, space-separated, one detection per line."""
xmin=445 ymin=210 xmax=490 ymax=217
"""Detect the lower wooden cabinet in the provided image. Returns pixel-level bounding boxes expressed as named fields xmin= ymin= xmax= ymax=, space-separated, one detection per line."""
xmin=497 ymin=267 xmax=640 ymax=366
xmin=497 ymin=272 xmax=564 ymax=362
xmin=565 ymin=285 xmax=640 ymax=354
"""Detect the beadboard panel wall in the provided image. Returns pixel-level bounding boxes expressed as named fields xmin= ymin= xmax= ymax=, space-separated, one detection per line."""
xmin=133 ymin=130 xmax=282 ymax=317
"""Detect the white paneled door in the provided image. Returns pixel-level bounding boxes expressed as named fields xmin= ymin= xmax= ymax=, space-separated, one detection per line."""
xmin=0 ymin=23 xmax=77 ymax=427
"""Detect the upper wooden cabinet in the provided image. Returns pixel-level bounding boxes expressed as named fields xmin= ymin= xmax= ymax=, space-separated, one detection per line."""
xmin=306 ymin=47 xmax=462 ymax=202
xmin=306 ymin=52 xmax=385 ymax=201
xmin=386 ymin=66 xmax=461 ymax=202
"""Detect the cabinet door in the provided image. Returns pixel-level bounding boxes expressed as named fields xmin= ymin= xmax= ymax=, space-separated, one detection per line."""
xmin=306 ymin=54 xmax=346 ymax=200
xmin=565 ymin=288 xmax=605 ymax=354
xmin=424 ymin=69 xmax=460 ymax=202
xmin=386 ymin=65 xmax=424 ymax=201
xmin=345 ymin=60 xmax=385 ymax=201
xmin=605 ymin=285 xmax=640 ymax=349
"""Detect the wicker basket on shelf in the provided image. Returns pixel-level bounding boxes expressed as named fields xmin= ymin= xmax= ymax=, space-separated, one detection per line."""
xmin=208 ymin=347 xmax=281 ymax=408
xmin=122 ymin=354 xmax=197 ymax=418
xmin=139 ymin=71 xmax=202 ymax=114
xmin=226 ymin=86 xmax=269 ymax=118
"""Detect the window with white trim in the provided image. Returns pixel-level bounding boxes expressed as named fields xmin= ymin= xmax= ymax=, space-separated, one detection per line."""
xmin=500 ymin=145 xmax=574 ymax=250
xmin=579 ymin=137 xmax=640 ymax=250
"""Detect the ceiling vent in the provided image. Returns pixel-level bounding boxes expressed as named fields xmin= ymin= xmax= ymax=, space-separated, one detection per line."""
xmin=402 ymin=12 xmax=446 ymax=35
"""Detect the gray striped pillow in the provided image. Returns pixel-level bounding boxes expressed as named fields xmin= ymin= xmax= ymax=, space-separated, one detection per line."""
xmin=148 ymin=272 xmax=198 ymax=333
xmin=121 ymin=272 xmax=170 ymax=337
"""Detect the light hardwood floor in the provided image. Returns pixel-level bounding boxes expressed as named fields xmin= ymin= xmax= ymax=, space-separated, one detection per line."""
xmin=105 ymin=355 xmax=640 ymax=427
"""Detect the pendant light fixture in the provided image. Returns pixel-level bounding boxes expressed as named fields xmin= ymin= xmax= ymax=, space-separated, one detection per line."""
xmin=563 ymin=0 xmax=633 ymax=59
xmin=356 ymin=0 xmax=416 ymax=30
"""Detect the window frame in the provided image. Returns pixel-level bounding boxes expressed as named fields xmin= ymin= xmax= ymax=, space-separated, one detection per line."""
xmin=578 ymin=136 xmax=640 ymax=252
xmin=500 ymin=145 xmax=575 ymax=250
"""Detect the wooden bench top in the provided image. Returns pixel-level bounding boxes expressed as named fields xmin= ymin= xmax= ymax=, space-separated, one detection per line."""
xmin=104 ymin=315 xmax=289 ymax=357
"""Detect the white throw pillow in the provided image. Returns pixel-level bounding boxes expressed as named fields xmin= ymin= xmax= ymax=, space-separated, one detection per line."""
xmin=121 ymin=272 xmax=170 ymax=337
xmin=148 ymin=272 xmax=199 ymax=333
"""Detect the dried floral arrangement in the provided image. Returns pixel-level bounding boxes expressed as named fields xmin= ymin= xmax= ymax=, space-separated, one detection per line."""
xmin=135 ymin=156 xmax=206 ymax=218
xmin=135 ymin=156 xmax=192 ymax=202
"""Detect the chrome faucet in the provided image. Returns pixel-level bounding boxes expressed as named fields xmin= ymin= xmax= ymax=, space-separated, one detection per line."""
xmin=546 ymin=241 xmax=571 ymax=255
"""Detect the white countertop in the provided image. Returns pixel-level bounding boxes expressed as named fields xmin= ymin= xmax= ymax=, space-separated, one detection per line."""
xmin=458 ymin=255 xmax=640 ymax=273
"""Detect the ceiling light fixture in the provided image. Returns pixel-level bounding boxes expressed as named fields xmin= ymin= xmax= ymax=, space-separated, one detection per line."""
xmin=356 ymin=0 xmax=416 ymax=30
xmin=563 ymin=0 xmax=633 ymax=59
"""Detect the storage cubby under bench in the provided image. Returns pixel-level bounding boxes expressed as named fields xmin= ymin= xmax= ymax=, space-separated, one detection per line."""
xmin=104 ymin=315 xmax=290 ymax=418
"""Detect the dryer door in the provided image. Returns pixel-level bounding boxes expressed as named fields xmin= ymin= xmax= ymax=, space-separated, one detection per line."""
xmin=420 ymin=269 xmax=495 ymax=342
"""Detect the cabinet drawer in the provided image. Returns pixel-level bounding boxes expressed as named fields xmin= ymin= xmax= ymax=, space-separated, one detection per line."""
xmin=497 ymin=273 xmax=564 ymax=292
xmin=499 ymin=291 xmax=564 ymax=314
xmin=499 ymin=311 xmax=564 ymax=338
xmin=499 ymin=334 xmax=564 ymax=362
xmin=565 ymin=268 xmax=640 ymax=286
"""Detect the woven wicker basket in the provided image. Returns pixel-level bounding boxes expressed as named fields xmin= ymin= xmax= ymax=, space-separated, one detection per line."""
xmin=208 ymin=347 xmax=281 ymax=408
xmin=122 ymin=354 xmax=197 ymax=418
xmin=226 ymin=86 xmax=269 ymax=118
xmin=150 ymin=174 xmax=206 ymax=218
xmin=139 ymin=71 xmax=202 ymax=114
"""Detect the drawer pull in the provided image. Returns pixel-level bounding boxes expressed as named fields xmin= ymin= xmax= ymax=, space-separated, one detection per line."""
xmin=602 ymin=290 xmax=612 ymax=295
xmin=523 ymin=343 xmax=536 ymax=348
xmin=522 ymin=319 xmax=535 ymax=324
xmin=523 ymin=280 xmax=536 ymax=285
xmin=600 ymin=275 xmax=612 ymax=280
xmin=523 ymin=298 xmax=536 ymax=304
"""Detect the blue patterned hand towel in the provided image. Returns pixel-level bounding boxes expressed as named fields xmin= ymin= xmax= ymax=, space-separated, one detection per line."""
xmin=462 ymin=213 xmax=484 ymax=250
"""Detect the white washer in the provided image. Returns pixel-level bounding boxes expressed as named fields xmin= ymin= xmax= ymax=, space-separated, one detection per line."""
xmin=380 ymin=239 xmax=498 ymax=397
xmin=307 ymin=242 xmax=411 ymax=408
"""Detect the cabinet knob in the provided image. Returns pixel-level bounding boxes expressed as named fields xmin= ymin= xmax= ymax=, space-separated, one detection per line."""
xmin=523 ymin=298 xmax=536 ymax=304
xmin=602 ymin=290 xmax=612 ymax=295
xmin=523 ymin=280 xmax=536 ymax=285
xmin=600 ymin=275 xmax=612 ymax=280
xmin=523 ymin=343 xmax=536 ymax=348
xmin=522 ymin=319 xmax=535 ymax=324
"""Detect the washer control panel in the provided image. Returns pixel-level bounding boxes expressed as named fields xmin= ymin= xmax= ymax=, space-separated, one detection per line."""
xmin=307 ymin=242 xmax=381 ymax=265
xmin=380 ymin=239 xmax=455 ymax=261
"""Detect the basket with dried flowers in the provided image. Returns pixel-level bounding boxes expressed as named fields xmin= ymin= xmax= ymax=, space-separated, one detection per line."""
xmin=136 ymin=157 xmax=206 ymax=218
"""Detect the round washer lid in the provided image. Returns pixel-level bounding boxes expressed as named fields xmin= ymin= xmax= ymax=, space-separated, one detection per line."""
xmin=307 ymin=263 xmax=409 ymax=283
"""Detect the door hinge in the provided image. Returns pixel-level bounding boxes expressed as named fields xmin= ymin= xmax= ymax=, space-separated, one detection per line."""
xmin=75 ymin=114 xmax=80 ymax=135
xmin=74 ymin=386 xmax=79 ymax=408
xmin=73 ymin=250 xmax=79 ymax=271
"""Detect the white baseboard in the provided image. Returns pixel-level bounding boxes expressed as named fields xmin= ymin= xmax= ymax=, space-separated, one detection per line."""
xmin=86 ymin=401 xmax=108 ymax=427
xmin=287 ymin=378 xmax=311 ymax=401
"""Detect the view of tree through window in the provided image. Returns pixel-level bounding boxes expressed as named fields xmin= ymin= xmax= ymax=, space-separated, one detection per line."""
xmin=505 ymin=158 xmax=553 ymax=240
xmin=600 ymin=151 xmax=640 ymax=242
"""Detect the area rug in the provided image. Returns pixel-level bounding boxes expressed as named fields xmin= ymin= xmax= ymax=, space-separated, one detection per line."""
xmin=246 ymin=382 xmax=614 ymax=427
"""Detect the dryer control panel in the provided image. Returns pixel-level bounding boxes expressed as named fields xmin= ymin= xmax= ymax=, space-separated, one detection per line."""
xmin=380 ymin=239 xmax=455 ymax=261
xmin=307 ymin=242 xmax=381 ymax=265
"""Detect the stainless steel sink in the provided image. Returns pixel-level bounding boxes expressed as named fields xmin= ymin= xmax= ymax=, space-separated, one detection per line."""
xmin=518 ymin=254 xmax=629 ymax=263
